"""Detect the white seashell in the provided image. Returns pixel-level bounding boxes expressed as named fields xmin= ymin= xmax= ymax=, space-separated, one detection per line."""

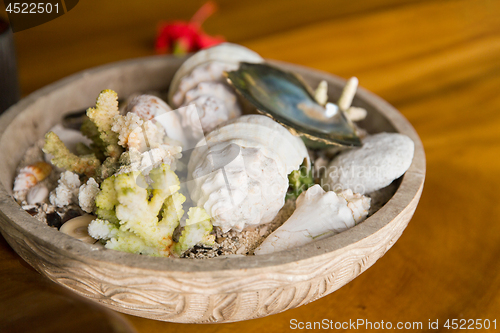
xmin=188 ymin=115 xmax=309 ymax=232
xmin=120 ymin=94 xmax=190 ymax=150
xmin=193 ymin=115 xmax=310 ymax=177
xmin=254 ymin=185 xmax=370 ymax=255
xmin=173 ymin=62 xmax=238 ymax=107
xmin=22 ymin=204 xmax=37 ymax=211
xmin=124 ymin=94 xmax=172 ymax=121
xmin=179 ymin=82 xmax=242 ymax=134
xmin=181 ymin=96 xmax=229 ymax=136
xmin=60 ymin=215 xmax=96 ymax=244
xmin=183 ymin=82 xmax=241 ymax=117
xmin=169 ymin=43 xmax=264 ymax=106
xmin=191 ymin=144 xmax=288 ymax=232
xmin=13 ymin=161 xmax=52 ymax=192
xmin=337 ymin=188 xmax=371 ymax=223
xmin=321 ymin=132 xmax=414 ymax=194
xmin=27 ymin=184 xmax=49 ymax=205
xmin=169 ymin=43 xmax=263 ymax=136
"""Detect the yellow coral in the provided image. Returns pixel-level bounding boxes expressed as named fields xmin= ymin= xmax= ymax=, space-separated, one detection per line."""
xmin=43 ymin=131 xmax=100 ymax=177
xmin=86 ymin=89 xmax=123 ymax=159
xmin=172 ymin=207 xmax=215 ymax=257
xmin=90 ymin=163 xmax=186 ymax=256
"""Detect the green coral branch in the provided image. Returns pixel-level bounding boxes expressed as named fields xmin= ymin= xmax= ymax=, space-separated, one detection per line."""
xmin=43 ymin=131 xmax=100 ymax=177
xmin=171 ymin=207 xmax=215 ymax=257
xmin=286 ymin=162 xmax=315 ymax=200
xmin=44 ymin=89 xmax=125 ymax=180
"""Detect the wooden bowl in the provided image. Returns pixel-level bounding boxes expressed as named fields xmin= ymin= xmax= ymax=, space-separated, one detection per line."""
xmin=0 ymin=56 xmax=425 ymax=323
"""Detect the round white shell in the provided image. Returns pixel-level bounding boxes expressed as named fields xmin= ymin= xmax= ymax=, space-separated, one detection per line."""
xmin=190 ymin=144 xmax=287 ymax=232
xmin=168 ymin=43 xmax=264 ymax=105
xmin=190 ymin=115 xmax=310 ymax=178
xmin=172 ymin=62 xmax=238 ymax=107
xmin=124 ymin=94 xmax=172 ymax=121
xmin=182 ymin=82 xmax=241 ymax=119
xmin=168 ymin=43 xmax=263 ymax=137
xmin=188 ymin=115 xmax=309 ymax=232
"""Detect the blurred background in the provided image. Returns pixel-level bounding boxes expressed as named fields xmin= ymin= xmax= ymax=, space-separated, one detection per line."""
xmin=1 ymin=0 xmax=500 ymax=332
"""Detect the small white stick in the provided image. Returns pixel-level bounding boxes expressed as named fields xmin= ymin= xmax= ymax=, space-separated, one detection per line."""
xmin=338 ymin=77 xmax=358 ymax=111
xmin=345 ymin=106 xmax=367 ymax=122
xmin=314 ymin=80 xmax=328 ymax=106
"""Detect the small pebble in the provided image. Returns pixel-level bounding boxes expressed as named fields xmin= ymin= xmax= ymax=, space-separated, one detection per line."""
xmin=59 ymin=215 xmax=96 ymax=244
xmin=46 ymin=212 xmax=63 ymax=229
xmin=322 ymin=132 xmax=414 ymax=194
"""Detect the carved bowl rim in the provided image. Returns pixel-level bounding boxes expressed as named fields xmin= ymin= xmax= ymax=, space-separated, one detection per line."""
xmin=0 ymin=55 xmax=426 ymax=276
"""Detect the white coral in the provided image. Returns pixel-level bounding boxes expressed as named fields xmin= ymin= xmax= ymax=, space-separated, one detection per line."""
xmin=111 ymin=113 xmax=165 ymax=152
xmin=49 ymin=171 xmax=81 ymax=207
xmin=254 ymin=185 xmax=371 ymax=255
xmin=88 ymin=218 xmax=119 ymax=239
xmin=78 ymin=177 xmax=100 ymax=213
xmin=116 ymin=143 xmax=182 ymax=176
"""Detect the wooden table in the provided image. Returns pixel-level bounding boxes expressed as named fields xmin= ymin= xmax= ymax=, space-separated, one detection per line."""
xmin=2 ymin=0 xmax=500 ymax=331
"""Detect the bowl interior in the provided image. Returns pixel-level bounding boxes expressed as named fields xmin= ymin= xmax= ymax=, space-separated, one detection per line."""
xmin=0 ymin=56 xmax=425 ymax=274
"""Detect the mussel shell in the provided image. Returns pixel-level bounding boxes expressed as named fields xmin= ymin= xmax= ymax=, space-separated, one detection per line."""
xmin=225 ymin=62 xmax=362 ymax=147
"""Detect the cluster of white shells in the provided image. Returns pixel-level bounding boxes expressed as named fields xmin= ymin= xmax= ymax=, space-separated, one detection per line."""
xmin=14 ymin=43 xmax=417 ymax=255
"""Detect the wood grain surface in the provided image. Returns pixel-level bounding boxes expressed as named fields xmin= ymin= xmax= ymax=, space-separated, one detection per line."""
xmin=1 ymin=0 xmax=499 ymax=331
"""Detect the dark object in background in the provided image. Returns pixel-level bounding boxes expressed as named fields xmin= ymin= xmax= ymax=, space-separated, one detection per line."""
xmin=4 ymin=0 xmax=79 ymax=33
xmin=0 ymin=17 xmax=20 ymax=114
xmin=46 ymin=212 xmax=63 ymax=229
xmin=62 ymin=209 xmax=81 ymax=223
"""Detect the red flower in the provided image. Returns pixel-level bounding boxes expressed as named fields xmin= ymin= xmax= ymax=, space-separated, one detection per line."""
xmin=155 ymin=1 xmax=225 ymax=55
